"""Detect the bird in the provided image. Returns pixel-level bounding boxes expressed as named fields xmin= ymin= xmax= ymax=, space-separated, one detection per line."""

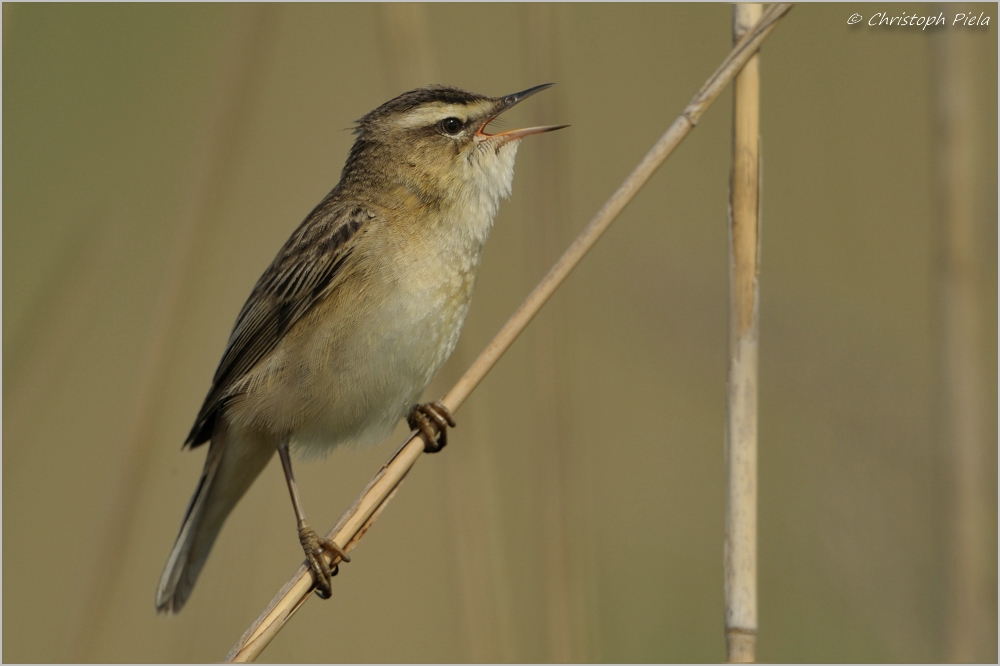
xmin=155 ymin=83 xmax=566 ymax=613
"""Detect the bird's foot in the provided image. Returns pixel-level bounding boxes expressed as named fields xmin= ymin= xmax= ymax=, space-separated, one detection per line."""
xmin=298 ymin=524 xmax=350 ymax=599
xmin=407 ymin=401 xmax=456 ymax=453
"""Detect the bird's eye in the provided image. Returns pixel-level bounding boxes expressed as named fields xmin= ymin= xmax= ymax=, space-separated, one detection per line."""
xmin=439 ymin=117 xmax=464 ymax=135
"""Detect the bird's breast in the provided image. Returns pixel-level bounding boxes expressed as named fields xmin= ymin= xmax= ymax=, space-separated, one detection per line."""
xmin=239 ymin=207 xmax=487 ymax=454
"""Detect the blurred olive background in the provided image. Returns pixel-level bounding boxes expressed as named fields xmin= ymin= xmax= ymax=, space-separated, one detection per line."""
xmin=3 ymin=3 xmax=996 ymax=663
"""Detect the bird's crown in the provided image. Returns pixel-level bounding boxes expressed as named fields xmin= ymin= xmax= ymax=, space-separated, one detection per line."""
xmin=356 ymin=85 xmax=490 ymax=129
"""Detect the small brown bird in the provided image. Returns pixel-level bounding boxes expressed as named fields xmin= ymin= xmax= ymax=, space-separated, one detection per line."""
xmin=155 ymin=84 xmax=565 ymax=612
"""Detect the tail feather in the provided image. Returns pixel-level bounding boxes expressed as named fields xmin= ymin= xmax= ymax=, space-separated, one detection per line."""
xmin=156 ymin=421 xmax=276 ymax=613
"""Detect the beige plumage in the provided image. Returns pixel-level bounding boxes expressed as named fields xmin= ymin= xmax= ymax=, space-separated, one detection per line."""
xmin=156 ymin=84 xmax=565 ymax=612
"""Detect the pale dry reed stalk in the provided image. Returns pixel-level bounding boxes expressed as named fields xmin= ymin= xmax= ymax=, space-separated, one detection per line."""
xmin=226 ymin=5 xmax=793 ymax=661
xmin=931 ymin=9 xmax=990 ymax=662
xmin=725 ymin=4 xmax=762 ymax=663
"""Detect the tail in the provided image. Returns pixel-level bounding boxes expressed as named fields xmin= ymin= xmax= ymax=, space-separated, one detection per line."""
xmin=155 ymin=420 xmax=276 ymax=613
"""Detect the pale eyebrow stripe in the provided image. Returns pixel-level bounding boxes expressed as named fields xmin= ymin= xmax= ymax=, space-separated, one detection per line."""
xmin=396 ymin=104 xmax=469 ymax=129
xmin=395 ymin=101 xmax=493 ymax=130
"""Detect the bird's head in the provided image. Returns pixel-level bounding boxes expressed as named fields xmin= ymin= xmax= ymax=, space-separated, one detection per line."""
xmin=340 ymin=84 xmax=566 ymax=210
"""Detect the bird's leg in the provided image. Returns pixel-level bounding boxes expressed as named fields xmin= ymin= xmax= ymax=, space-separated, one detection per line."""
xmin=407 ymin=401 xmax=456 ymax=453
xmin=277 ymin=442 xmax=350 ymax=599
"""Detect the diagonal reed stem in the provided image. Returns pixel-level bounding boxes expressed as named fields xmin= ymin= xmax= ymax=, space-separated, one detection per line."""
xmin=226 ymin=4 xmax=793 ymax=661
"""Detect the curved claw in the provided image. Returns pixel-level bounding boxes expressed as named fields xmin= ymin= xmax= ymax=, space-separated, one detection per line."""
xmin=408 ymin=401 xmax=456 ymax=453
xmin=299 ymin=525 xmax=350 ymax=599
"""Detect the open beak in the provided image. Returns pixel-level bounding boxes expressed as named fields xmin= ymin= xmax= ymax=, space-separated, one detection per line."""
xmin=487 ymin=124 xmax=570 ymax=140
xmin=476 ymin=83 xmax=569 ymax=141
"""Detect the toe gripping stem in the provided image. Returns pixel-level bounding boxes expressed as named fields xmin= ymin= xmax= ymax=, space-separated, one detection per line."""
xmin=407 ymin=401 xmax=456 ymax=453
xmin=299 ymin=523 xmax=350 ymax=600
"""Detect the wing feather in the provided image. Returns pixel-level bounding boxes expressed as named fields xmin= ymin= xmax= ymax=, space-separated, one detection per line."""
xmin=185 ymin=201 xmax=373 ymax=447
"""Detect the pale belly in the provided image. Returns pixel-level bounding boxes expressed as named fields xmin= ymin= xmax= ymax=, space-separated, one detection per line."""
xmin=228 ymin=260 xmax=474 ymax=455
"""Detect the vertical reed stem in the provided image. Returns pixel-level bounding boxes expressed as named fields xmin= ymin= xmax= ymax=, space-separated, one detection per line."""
xmin=521 ymin=4 xmax=576 ymax=661
xmin=931 ymin=8 xmax=989 ymax=661
xmin=67 ymin=6 xmax=277 ymax=660
xmin=725 ymin=3 xmax=761 ymax=663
